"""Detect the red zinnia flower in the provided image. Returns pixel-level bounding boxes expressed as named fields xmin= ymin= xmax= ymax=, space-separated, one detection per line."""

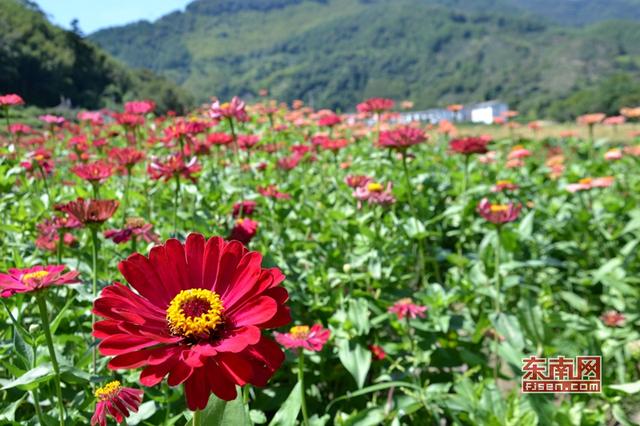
xmin=318 ymin=113 xmax=341 ymax=127
xmin=566 ymin=176 xmax=614 ymax=193
xmin=344 ymin=175 xmax=372 ymax=189
xmin=72 ymin=161 xmax=114 ymax=183
xmin=91 ymin=380 xmax=143 ymax=426
xmin=378 ymin=126 xmax=427 ymax=151
xmin=258 ymin=185 xmax=291 ymax=200
xmin=449 ymin=137 xmax=490 ymax=155
xmin=57 ymin=198 xmax=119 ymax=225
xmin=357 ymin=98 xmax=395 ymax=114
xmin=491 ymin=180 xmax=519 ymax=193
xmin=319 ymin=138 xmax=349 ymax=152
xmin=477 ymin=198 xmax=521 ymax=224
xmin=0 ymin=94 xmax=24 ymax=106
xmin=388 ymin=298 xmax=427 ymax=320
xmin=369 ymin=344 xmax=386 ymax=360
xmin=148 ymin=154 xmax=201 ymax=183
xmin=0 ymin=265 xmax=79 ymax=298
xmin=229 ymin=218 xmax=258 ymax=245
xmin=110 ymin=147 xmax=145 ymax=171
xmin=104 ymin=218 xmax=160 ymax=245
xmin=207 ymin=132 xmax=234 ymax=146
xmin=233 ymin=201 xmax=257 ymax=217
xmin=93 ymin=234 xmax=290 ymax=410
xmin=274 ymin=324 xmax=330 ymax=352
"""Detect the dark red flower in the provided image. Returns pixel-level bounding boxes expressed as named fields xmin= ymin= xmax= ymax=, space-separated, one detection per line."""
xmin=258 ymin=185 xmax=291 ymax=200
xmin=104 ymin=218 xmax=160 ymax=245
xmin=93 ymin=234 xmax=290 ymax=410
xmin=449 ymin=137 xmax=490 ymax=155
xmin=229 ymin=218 xmax=258 ymax=245
xmin=318 ymin=113 xmax=341 ymax=127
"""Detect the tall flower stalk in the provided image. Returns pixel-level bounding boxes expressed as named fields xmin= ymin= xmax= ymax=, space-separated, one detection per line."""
xmin=36 ymin=293 xmax=66 ymax=426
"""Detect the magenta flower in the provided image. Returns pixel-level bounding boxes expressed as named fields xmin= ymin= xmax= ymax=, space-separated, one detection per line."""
xmin=477 ymin=198 xmax=521 ymax=224
xmin=274 ymin=324 xmax=331 ymax=352
xmin=91 ymin=380 xmax=143 ymax=426
xmin=210 ymin=97 xmax=249 ymax=122
xmin=0 ymin=94 xmax=24 ymax=106
xmin=0 ymin=265 xmax=79 ymax=298
xmin=378 ymin=126 xmax=427 ymax=151
xmin=353 ymin=182 xmax=395 ymax=208
xmin=229 ymin=218 xmax=258 ymax=245
xmin=124 ymin=100 xmax=155 ymax=115
xmin=388 ymin=298 xmax=427 ymax=320
xmin=357 ymin=98 xmax=395 ymax=114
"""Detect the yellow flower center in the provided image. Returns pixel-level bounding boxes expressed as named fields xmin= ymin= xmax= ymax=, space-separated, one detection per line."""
xmin=34 ymin=154 xmax=45 ymax=161
xmin=289 ymin=325 xmax=310 ymax=339
xmin=496 ymin=180 xmax=512 ymax=186
xmin=490 ymin=204 xmax=509 ymax=213
xmin=125 ymin=217 xmax=146 ymax=228
xmin=236 ymin=218 xmax=245 ymax=225
xmin=221 ymin=102 xmax=230 ymax=109
xmin=95 ymin=380 xmax=121 ymax=401
xmin=512 ymin=145 xmax=524 ymax=151
xmin=367 ymin=182 xmax=384 ymax=192
xmin=166 ymin=289 xmax=224 ymax=338
xmin=579 ymin=178 xmax=593 ymax=185
xmin=21 ymin=270 xmax=49 ymax=283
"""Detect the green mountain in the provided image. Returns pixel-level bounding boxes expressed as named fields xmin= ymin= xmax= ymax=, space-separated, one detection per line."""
xmin=0 ymin=0 xmax=193 ymax=112
xmin=83 ymin=0 xmax=640 ymax=117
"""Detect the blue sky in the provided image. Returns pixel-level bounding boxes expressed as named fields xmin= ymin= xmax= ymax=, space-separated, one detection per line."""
xmin=35 ymin=0 xmax=192 ymax=33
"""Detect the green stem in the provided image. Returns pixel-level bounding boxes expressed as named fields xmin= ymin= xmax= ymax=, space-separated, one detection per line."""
xmin=401 ymin=152 xmax=415 ymax=212
xmin=38 ymin=164 xmax=51 ymax=204
xmin=36 ymin=293 xmax=65 ymax=426
xmin=56 ymin=231 xmax=63 ymax=265
xmin=122 ymin=171 xmax=132 ymax=225
xmin=173 ymin=174 xmax=181 ymax=237
xmin=493 ymin=225 xmax=502 ymax=381
xmin=90 ymin=226 xmax=99 ymax=375
xmin=228 ymin=118 xmax=240 ymax=166
xmin=298 ymin=349 xmax=310 ymax=426
xmin=192 ymin=410 xmax=201 ymax=426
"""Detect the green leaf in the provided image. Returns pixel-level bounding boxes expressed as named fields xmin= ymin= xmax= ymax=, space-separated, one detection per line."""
xmin=1 ymin=364 xmax=54 ymax=390
xmin=609 ymin=381 xmax=640 ymax=394
xmin=347 ymin=299 xmax=370 ymax=336
xmin=197 ymin=389 xmax=249 ymax=426
xmin=268 ymin=382 xmax=301 ymax=426
xmin=518 ymin=211 xmax=535 ymax=239
xmin=328 ymin=381 xmax=422 ymax=410
xmin=336 ymin=339 xmax=372 ymax=389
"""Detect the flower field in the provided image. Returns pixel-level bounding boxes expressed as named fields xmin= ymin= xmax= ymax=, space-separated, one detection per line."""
xmin=1 ymin=94 xmax=640 ymax=425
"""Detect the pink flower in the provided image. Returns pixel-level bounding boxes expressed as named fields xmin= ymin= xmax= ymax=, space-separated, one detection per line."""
xmin=507 ymin=145 xmax=531 ymax=160
xmin=388 ymin=298 xmax=427 ymax=320
xmin=207 ymin=132 xmax=234 ymax=146
xmin=353 ymin=182 xmax=395 ymax=208
xmin=124 ymin=100 xmax=155 ymax=115
xmin=39 ymin=115 xmax=65 ymax=125
xmin=274 ymin=324 xmax=331 ymax=352
xmin=210 ymin=97 xmax=249 ymax=122
xmin=0 ymin=94 xmax=24 ymax=106
xmin=0 ymin=265 xmax=79 ymax=298
xmin=566 ymin=177 xmax=614 ymax=193
xmin=77 ymin=111 xmax=104 ymax=125
xmin=604 ymin=149 xmax=623 ymax=161
xmin=357 ymin=98 xmax=395 ymax=114
xmin=477 ymin=198 xmax=521 ymax=224
xmin=91 ymin=380 xmax=143 ymax=426
xmin=601 ymin=310 xmax=626 ymax=327
xmin=104 ymin=218 xmax=160 ymax=245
